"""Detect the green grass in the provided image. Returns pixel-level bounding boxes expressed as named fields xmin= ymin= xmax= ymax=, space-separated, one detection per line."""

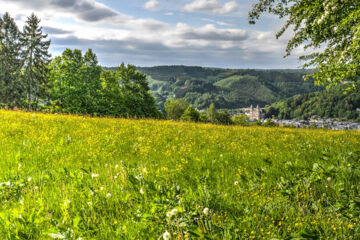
xmin=0 ymin=110 xmax=360 ymax=239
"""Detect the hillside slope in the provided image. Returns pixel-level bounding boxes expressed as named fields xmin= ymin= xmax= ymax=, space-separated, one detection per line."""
xmin=266 ymin=84 xmax=360 ymax=121
xmin=134 ymin=66 xmax=322 ymax=109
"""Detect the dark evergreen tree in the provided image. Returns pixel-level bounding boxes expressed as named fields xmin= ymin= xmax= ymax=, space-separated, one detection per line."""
xmin=0 ymin=12 xmax=23 ymax=108
xmin=20 ymin=13 xmax=51 ymax=111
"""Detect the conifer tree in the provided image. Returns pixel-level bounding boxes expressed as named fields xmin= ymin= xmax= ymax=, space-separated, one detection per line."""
xmin=0 ymin=12 xmax=23 ymax=108
xmin=20 ymin=13 xmax=51 ymax=110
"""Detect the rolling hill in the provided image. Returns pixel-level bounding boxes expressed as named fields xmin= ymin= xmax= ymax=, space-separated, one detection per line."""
xmin=132 ymin=66 xmax=323 ymax=109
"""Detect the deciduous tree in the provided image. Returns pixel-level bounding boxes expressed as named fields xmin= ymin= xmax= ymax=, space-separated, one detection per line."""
xmin=249 ymin=0 xmax=360 ymax=87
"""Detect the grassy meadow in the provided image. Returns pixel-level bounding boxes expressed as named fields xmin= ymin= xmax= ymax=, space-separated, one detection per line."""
xmin=0 ymin=110 xmax=360 ymax=239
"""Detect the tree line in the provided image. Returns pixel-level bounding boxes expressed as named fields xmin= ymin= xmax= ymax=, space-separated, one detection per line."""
xmin=0 ymin=13 xmax=160 ymax=118
xmin=265 ymin=84 xmax=360 ymax=121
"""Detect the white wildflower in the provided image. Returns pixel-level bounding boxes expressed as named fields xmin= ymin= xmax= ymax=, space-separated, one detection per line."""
xmin=106 ymin=193 xmax=111 ymax=198
xmin=163 ymin=231 xmax=171 ymax=240
xmin=100 ymin=187 xmax=104 ymax=191
xmin=114 ymin=175 xmax=118 ymax=179
xmin=105 ymin=164 xmax=108 ymax=167
xmin=166 ymin=211 xmax=172 ymax=218
xmin=64 ymin=199 xmax=71 ymax=206
xmin=18 ymin=163 xmax=22 ymax=168
xmin=170 ymin=208 xmax=178 ymax=216
xmin=115 ymin=164 xmax=119 ymax=169
xmin=327 ymin=177 xmax=332 ymax=182
xmin=234 ymin=181 xmax=239 ymax=186
xmin=6 ymin=181 xmax=10 ymax=187
xmin=91 ymin=173 xmax=99 ymax=178
xmin=88 ymin=201 xmax=92 ymax=206
xmin=140 ymin=188 xmax=144 ymax=195
xmin=28 ymin=177 xmax=32 ymax=182
xmin=48 ymin=233 xmax=65 ymax=239
xmin=203 ymin=207 xmax=209 ymax=216
xmin=90 ymin=190 xmax=94 ymax=195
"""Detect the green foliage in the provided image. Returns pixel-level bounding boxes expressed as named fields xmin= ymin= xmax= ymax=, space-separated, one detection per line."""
xmin=180 ymin=106 xmax=200 ymax=122
xmin=267 ymin=84 xmax=360 ymax=120
xmin=262 ymin=119 xmax=279 ymax=127
xmin=206 ymin=103 xmax=217 ymax=123
xmin=214 ymin=111 xmax=232 ymax=125
xmin=20 ymin=13 xmax=51 ymax=111
xmin=164 ymin=99 xmax=189 ymax=120
xmin=49 ymin=52 xmax=160 ymax=118
xmin=205 ymin=104 xmax=233 ymax=125
xmin=48 ymin=49 xmax=102 ymax=115
xmin=249 ymin=0 xmax=360 ymax=87
xmin=231 ymin=114 xmax=249 ymax=126
xmin=114 ymin=64 xmax=160 ymax=118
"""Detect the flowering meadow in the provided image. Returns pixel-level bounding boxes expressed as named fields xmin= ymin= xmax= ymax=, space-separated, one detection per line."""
xmin=0 ymin=110 xmax=360 ymax=239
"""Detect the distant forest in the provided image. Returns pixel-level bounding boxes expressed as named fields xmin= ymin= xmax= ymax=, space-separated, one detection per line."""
xmin=266 ymin=84 xmax=360 ymax=121
xmin=127 ymin=66 xmax=324 ymax=110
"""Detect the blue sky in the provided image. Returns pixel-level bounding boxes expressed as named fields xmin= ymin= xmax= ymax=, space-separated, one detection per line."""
xmin=0 ymin=0 xmax=302 ymax=69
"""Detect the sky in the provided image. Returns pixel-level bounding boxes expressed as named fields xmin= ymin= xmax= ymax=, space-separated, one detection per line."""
xmin=0 ymin=0 xmax=303 ymax=69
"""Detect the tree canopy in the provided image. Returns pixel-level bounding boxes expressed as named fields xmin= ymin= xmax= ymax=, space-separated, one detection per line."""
xmin=249 ymin=0 xmax=360 ymax=87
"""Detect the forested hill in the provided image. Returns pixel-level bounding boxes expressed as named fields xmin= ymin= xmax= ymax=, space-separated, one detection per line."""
xmin=125 ymin=66 xmax=322 ymax=109
xmin=266 ymin=84 xmax=360 ymax=121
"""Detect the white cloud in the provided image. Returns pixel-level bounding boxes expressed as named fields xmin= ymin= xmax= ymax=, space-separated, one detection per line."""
xmin=0 ymin=0 xmax=301 ymax=68
xmin=201 ymin=18 xmax=234 ymax=26
xmin=144 ymin=0 xmax=160 ymax=11
xmin=183 ymin=0 xmax=238 ymax=14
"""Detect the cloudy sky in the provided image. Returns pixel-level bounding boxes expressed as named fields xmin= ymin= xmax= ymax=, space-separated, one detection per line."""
xmin=0 ymin=0 xmax=303 ymax=69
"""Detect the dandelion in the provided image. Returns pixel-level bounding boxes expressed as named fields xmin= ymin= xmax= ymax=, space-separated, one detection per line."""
xmin=171 ymin=208 xmax=178 ymax=216
xmin=106 ymin=193 xmax=111 ymax=198
xmin=64 ymin=199 xmax=71 ymax=206
xmin=166 ymin=211 xmax=173 ymax=218
xmin=234 ymin=181 xmax=239 ymax=186
xmin=203 ymin=207 xmax=209 ymax=216
xmin=163 ymin=231 xmax=171 ymax=240
xmin=48 ymin=233 xmax=65 ymax=239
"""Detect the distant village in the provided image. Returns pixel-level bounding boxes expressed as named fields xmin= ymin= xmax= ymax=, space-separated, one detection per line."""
xmin=237 ymin=105 xmax=360 ymax=130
